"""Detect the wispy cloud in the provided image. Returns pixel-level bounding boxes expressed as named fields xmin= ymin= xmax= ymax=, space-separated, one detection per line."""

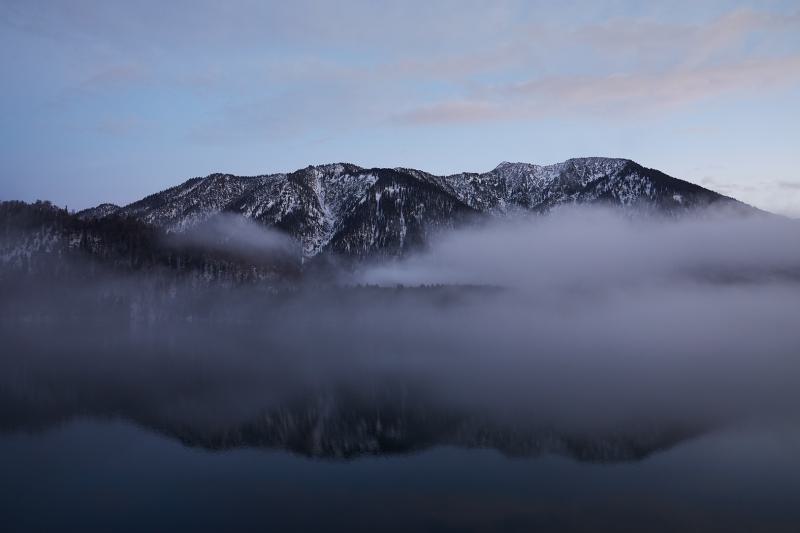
xmin=581 ymin=8 xmax=800 ymax=68
xmin=396 ymin=54 xmax=800 ymax=124
xmin=393 ymin=8 xmax=800 ymax=125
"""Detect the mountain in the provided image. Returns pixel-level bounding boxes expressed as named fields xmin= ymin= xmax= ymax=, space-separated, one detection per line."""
xmin=2 ymin=158 xmax=752 ymax=277
xmin=78 ymin=157 xmax=747 ymax=258
xmin=103 ymin=164 xmax=478 ymax=258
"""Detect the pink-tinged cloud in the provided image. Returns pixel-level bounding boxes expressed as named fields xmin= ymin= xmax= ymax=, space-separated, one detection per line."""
xmin=394 ymin=54 xmax=800 ymax=125
xmin=581 ymin=8 xmax=800 ymax=68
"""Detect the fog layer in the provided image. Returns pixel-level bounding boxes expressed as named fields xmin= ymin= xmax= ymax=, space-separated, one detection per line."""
xmin=2 ymin=207 xmax=800 ymax=452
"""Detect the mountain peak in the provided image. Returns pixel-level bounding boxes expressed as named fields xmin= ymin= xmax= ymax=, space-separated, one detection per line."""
xmin=493 ymin=161 xmax=537 ymax=171
xmin=73 ymin=158 xmax=746 ymax=258
xmin=493 ymin=158 xmax=632 ymax=172
xmin=76 ymin=202 xmax=121 ymax=220
xmin=309 ymin=162 xmax=364 ymax=174
xmin=561 ymin=156 xmax=632 ymax=168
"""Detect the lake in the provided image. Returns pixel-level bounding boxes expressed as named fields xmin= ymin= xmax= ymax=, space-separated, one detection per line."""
xmin=2 ymin=420 xmax=799 ymax=532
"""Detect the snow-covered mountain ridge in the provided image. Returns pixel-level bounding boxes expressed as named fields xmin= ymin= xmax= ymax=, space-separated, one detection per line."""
xmin=75 ymin=157 xmax=747 ymax=258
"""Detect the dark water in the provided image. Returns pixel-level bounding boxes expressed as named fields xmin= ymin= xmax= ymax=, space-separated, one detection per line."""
xmin=2 ymin=421 xmax=799 ymax=532
xmin=3 ymin=279 xmax=800 ymax=532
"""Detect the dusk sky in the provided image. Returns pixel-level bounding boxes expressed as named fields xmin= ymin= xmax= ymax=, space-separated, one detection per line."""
xmin=1 ymin=0 xmax=799 ymax=215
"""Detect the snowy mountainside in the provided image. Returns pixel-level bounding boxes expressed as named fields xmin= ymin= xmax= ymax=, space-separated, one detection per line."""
xmin=49 ymin=157 xmax=751 ymax=258
xmin=76 ymin=203 xmax=121 ymax=220
xmin=0 ymin=200 xmax=299 ymax=282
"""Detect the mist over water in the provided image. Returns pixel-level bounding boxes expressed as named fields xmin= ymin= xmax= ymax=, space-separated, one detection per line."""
xmin=360 ymin=206 xmax=800 ymax=290
xmin=2 ymin=206 xmax=800 ymax=531
xmin=2 ymin=206 xmax=800 ymax=437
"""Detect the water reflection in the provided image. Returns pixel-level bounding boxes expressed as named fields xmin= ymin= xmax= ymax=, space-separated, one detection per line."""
xmin=1 ymin=420 xmax=799 ymax=532
xmin=2 ymin=277 xmax=800 ymax=531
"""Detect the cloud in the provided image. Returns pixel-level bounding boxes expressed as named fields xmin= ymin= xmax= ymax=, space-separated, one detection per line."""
xmin=6 ymin=2 xmax=800 ymax=132
xmin=581 ymin=8 xmax=800 ymax=68
xmin=395 ymin=54 xmax=800 ymax=124
xmin=390 ymin=7 xmax=800 ymax=125
xmin=358 ymin=206 xmax=800 ymax=289
xmin=172 ymin=213 xmax=300 ymax=259
xmin=703 ymin=179 xmax=800 ymax=217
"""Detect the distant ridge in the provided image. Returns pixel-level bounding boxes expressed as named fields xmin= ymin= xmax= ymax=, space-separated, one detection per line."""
xmin=76 ymin=157 xmax=749 ymax=258
xmin=2 ymin=157 xmax=758 ymax=285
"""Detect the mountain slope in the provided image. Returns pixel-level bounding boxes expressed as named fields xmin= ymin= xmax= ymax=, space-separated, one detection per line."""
xmin=0 ymin=200 xmax=299 ymax=283
xmin=37 ymin=157 xmax=754 ymax=259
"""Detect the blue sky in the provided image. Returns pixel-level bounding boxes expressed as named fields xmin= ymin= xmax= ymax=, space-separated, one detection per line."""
xmin=1 ymin=0 xmax=799 ymax=214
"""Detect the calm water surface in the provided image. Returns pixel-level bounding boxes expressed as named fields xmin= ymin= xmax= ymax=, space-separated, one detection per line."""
xmin=2 ymin=420 xmax=799 ymax=532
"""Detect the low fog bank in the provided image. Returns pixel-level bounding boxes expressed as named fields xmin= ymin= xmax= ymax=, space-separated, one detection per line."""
xmin=359 ymin=206 xmax=800 ymax=291
xmin=1 ymin=206 xmax=800 ymax=450
xmin=167 ymin=213 xmax=300 ymax=262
